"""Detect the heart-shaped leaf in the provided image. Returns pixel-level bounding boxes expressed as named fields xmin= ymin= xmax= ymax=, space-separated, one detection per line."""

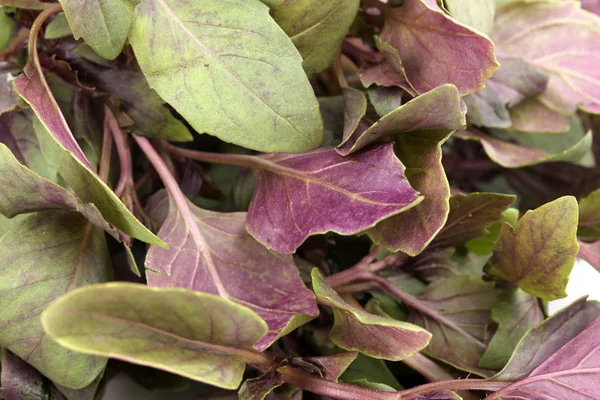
xmin=244 ymin=143 xmax=422 ymax=254
xmin=311 ymin=269 xmax=431 ymax=361
xmin=145 ymin=190 xmax=319 ymax=351
xmin=487 ymin=196 xmax=580 ymax=300
xmin=0 ymin=211 xmax=109 ymax=389
xmin=42 ymin=283 xmax=269 ymax=390
xmin=129 ymin=0 xmax=323 ymax=152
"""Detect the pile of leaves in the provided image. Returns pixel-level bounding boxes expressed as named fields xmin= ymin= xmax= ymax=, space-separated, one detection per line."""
xmin=1 ymin=0 xmax=600 ymax=399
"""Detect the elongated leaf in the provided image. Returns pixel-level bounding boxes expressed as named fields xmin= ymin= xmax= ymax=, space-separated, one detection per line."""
xmin=479 ymin=288 xmax=544 ymax=370
xmin=245 ymin=143 xmax=422 ymax=254
xmin=579 ymin=240 xmax=600 ymax=273
xmin=312 ymin=269 xmax=431 ymax=361
xmin=338 ymin=84 xmax=465 ymax=155
xmin=13 ymin=62 xmax=164 ymax=247
xmin=129 ymin=0 xmax=323 ymax=152
xmin=0 ymin=211 xmax=109 ymax=389
xmin=486 ymin=315 xmax=600 ymax=399
xmin=368 ymin=130 xmax=451 ymax=256
xmin=1 ymin=349 xmax=49 ymax=400
xmin=455 ymin=128 xmax=594 ymax=168
xmin=340 ymin=86 xmax=367 ymax=145
xmin=409 ymin=276 xmax=500 ymax=376
xmin=270 ymin=0 xmax=360 ymax=75
xmin=486 ymin=196 xmax=580 ymax=300
xmin=464 ymin=58 xmax=549 ymax=128
xmin=368 ymin=0 xmax=498 ymax=96
xmin=42 ymin=283 xmax=268 ymax=390
xmin=146 ymin=191 xmax=319 ymax=350
xmin=466 ymin=208 xmax=519 ymax=255
xmin=579 ymin=188 xmax=600 ymax=237
xmin=493 ymin=1 xmax=600 ymax=131
xmin=58 ymin=0 xmax=138 ymax=60
xmin=432 ymin=193 xmax=515 ymax=249
xmin=444 ymin=0 xmax=495 ymax=35
xmin=494 ymin=297 xmax=600 ymax=381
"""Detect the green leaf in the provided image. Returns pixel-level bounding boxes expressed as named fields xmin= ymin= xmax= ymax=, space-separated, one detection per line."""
xmin=270 ymin=0 xmax=360 ymax=75
xmin=45 ymin=13 xmax=73 ymax=40
xmin=41 ymin=283 xmax=268 ymax=389
xmin=479 ymin=288 xmax=544 ymax=370
xmin=486 ymin=196 xmax=580 ymax=300
xmin=0 ymin=7 xmax=16 ymax=51
xmin=0 ymin=211 xmax=110 ymax=389
xmin=311 ymin=269 xmax=431 ymax=361
xmin=129 ymin=0 xmax=323 ymax=153
xmin=578 ymin=188 xmax=600 ymax=237
xmin=466 ymin=208 xmax=519 ymax=255
xmin=58 ymin=0 xmax=139 ymax=60
xmin=339 ymin=353 xmax=402 ymax=390
xmin=443 ymin=0 xmax=495 ymax=35
xmin=0 ymin=0 xmax=51 ymax=9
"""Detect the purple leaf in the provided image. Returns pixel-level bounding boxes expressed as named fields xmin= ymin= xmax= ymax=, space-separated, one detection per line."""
xmin=311 ymin=269 xmax=431 ymax=361
xmin=486 ymin=196 xmax=580 ymax=300
xmin=486 ymin=315 xmax=600 ymax=399
xmin=493 ymin=1 xmax=600 ymax=131
xmin=337 ymin=84 xmax=465 ymax=156
xmin=403 ymin=248 xmax=461 ymax=282
xmin=245 ymin=143 xmax=422 ymax=254
xmin=368 ymin=130 xmax=451 ymax=256
xmin=364 ymin=0 xmax=498 ymax=96
xmin=1 ymin=348 xmax=47 ymax=400
xmin=479 ymin=288 xmax=544 ymax=370
xmin=578 ymin=240 xmax=600 ymax=273
xmin=431 ymin=192 xmax=516 ymax=249
xmin=408 ymin=276 xmax=500 ymax=376
xmin=145 ymin=190 xmax=319 ymax=351
xmin=239 ymin=370 xmax=284 ymax=400
xmin=13 ymin=62 xmax=163 ymax=247
xmin=464 ymin=58 xmax=549 ymax=129
xmin=303 ymin=352 xmax=359 ymax=381
xmin=494 ymin=297 xmax=600 ymax=381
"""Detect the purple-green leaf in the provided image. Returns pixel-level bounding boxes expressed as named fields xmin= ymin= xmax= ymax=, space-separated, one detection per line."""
xmin=245 ymin=143 xmax=422 ymax=254
xmin=337 ymin=84 xmax=465 ymax=156
xmin=0 ymin=72 xmax=26 ymax=115
xmin=579 ymin=240 xmax=600 ymax=273
xmin=303 ymin=352 xmax=358 ymax=382
xmin=145 ymin=190 xmax=319 ymax=350
xmin=1 ymin=349 xmax=48 ymax=400
xmin=579 ymin=188 xmax=600 ymax=237
xmin=487 ymin=196 xmax=580 ymax=300
xmin=239 ymin=370 xmax=284 ymax=400
xmin=431 ymin=192 xmax=515 ymax=249
xmin=41 ymin=283 xmax=268 ymax=389
xmin=0 ymin=211 xmax=109 ymax=389
xmin=479 ymin=288 xmax=544 ymax=370
xmin=311 ymin=269 xmax=431 ymax=361
xmin=486 ymin=315 xmax=600 ymax=399
xmin=368 ymin=86 xmax=405 ymax=118
xmin=369 ymin=0 xmax=498 ymax=96
xmin=408 ymin=276 xmax=500 ymax=376
xmin=493 ymin=1 xmax=600 ymax=131
xmin=494 ymin=297 xmax=600 ymax=381
xmin=13 ymin=62 xmax=164 ymax=247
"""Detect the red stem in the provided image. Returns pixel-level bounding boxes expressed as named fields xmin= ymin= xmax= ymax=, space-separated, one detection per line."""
xmin=105 ymin=106 xmax=133 ymax=198
xmin=579 ymin=220 xmax=600 ymax=227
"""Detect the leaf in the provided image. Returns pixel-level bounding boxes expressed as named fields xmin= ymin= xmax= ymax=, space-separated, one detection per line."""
xmin=340 ymin=86 xmax=367 ymax=145
xmin=339 ymin=353 xmax=402 ymax=390
xmin=270 ymin=0 xmax=360 ymax=75
xmin=0 ymin=211 xmax=109 ymax=389
xmin=578 ymin=240 xmax=600 ymax=273
xmin=368 ymin=129 xmax=452 ymax=256
xmin=45 ymin=13 xmax=73 ymax=40
xmin=494 ymin=297 xmax=600 ymax=381
xmin=41 ymin=283 xmax=268 ymax=390
xmin=463 ymin=58 xmax=549 ymax=129
xmin=0 ymin=8 xmax=15 ymax=51
xmin=71 ymin=62 xmax=193 ymax=141
xmin=244 ymin=143 xmax=422 ymax=254
xmin=455 ymin=127 xmax=594 ymax=168
xmin=408 ymin=276 xmax=500 ymax=376
xmin=1 ymin=348 xmax=48 ymax=400
xmin=337 ymin=84 xmax=465 ymax=155
xmin=443 ymin=0 xmax=495 ymax=35
xmin=405 ymin=390 xmax=462 ymax=400
xmin=13 ymin=56 xmax=164 ymax=246
xmin=368 ymin=86 xmax=404 ymax=118
xmin=402 ymin=248 xmax=462 ymax=282
xmin=145 ymin=190 xmax=319 ymax=351
xmin=311 ymin=269 xmax=431 ymax=361
xmin=579 ymin=188 xmax=600 ymax=237
xmin=479 ymin=288 xmax=544 ymax=370
xmin=466 ymin=208 xmax=519 ymax=255
xmin=431 ymin=192 xmax=516 ymax=249
xmin=0 ymin=72 xmax=26 ymax=115
xmin=239 ymin=370 xmax=283 ymax=400
xmin=129 ymin=0 xmax=323 ymax=153
xmin=0 ymin=0 xmax=51 ymax=8
xmin=493 ymin=1 xmax=600 ymax=131
xmin=302 ymin=352 xmax=358 ymax=381
xmin=370 ymin=0 xmax=498 ymax=96
xmin=486 ymin=196 xmax=580 ymax=300
xmin=58 ymin=0 xmax=139 ymax=60
xmin=486 ymin=315 xmax=600 ymax=399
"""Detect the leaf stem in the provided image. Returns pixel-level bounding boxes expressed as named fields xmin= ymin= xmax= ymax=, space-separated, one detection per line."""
xmin=394 ymin=379 xmax=508 ymax=398
xmin=98 ymin=113 xmax=113 ymax=184
xmin=325 ymin=249 xmax=406 ymax=288
xmin=105 ymin=106 xmax=133 ymax=198
xmin=27 ymin=5 xmax=63 ymax=71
